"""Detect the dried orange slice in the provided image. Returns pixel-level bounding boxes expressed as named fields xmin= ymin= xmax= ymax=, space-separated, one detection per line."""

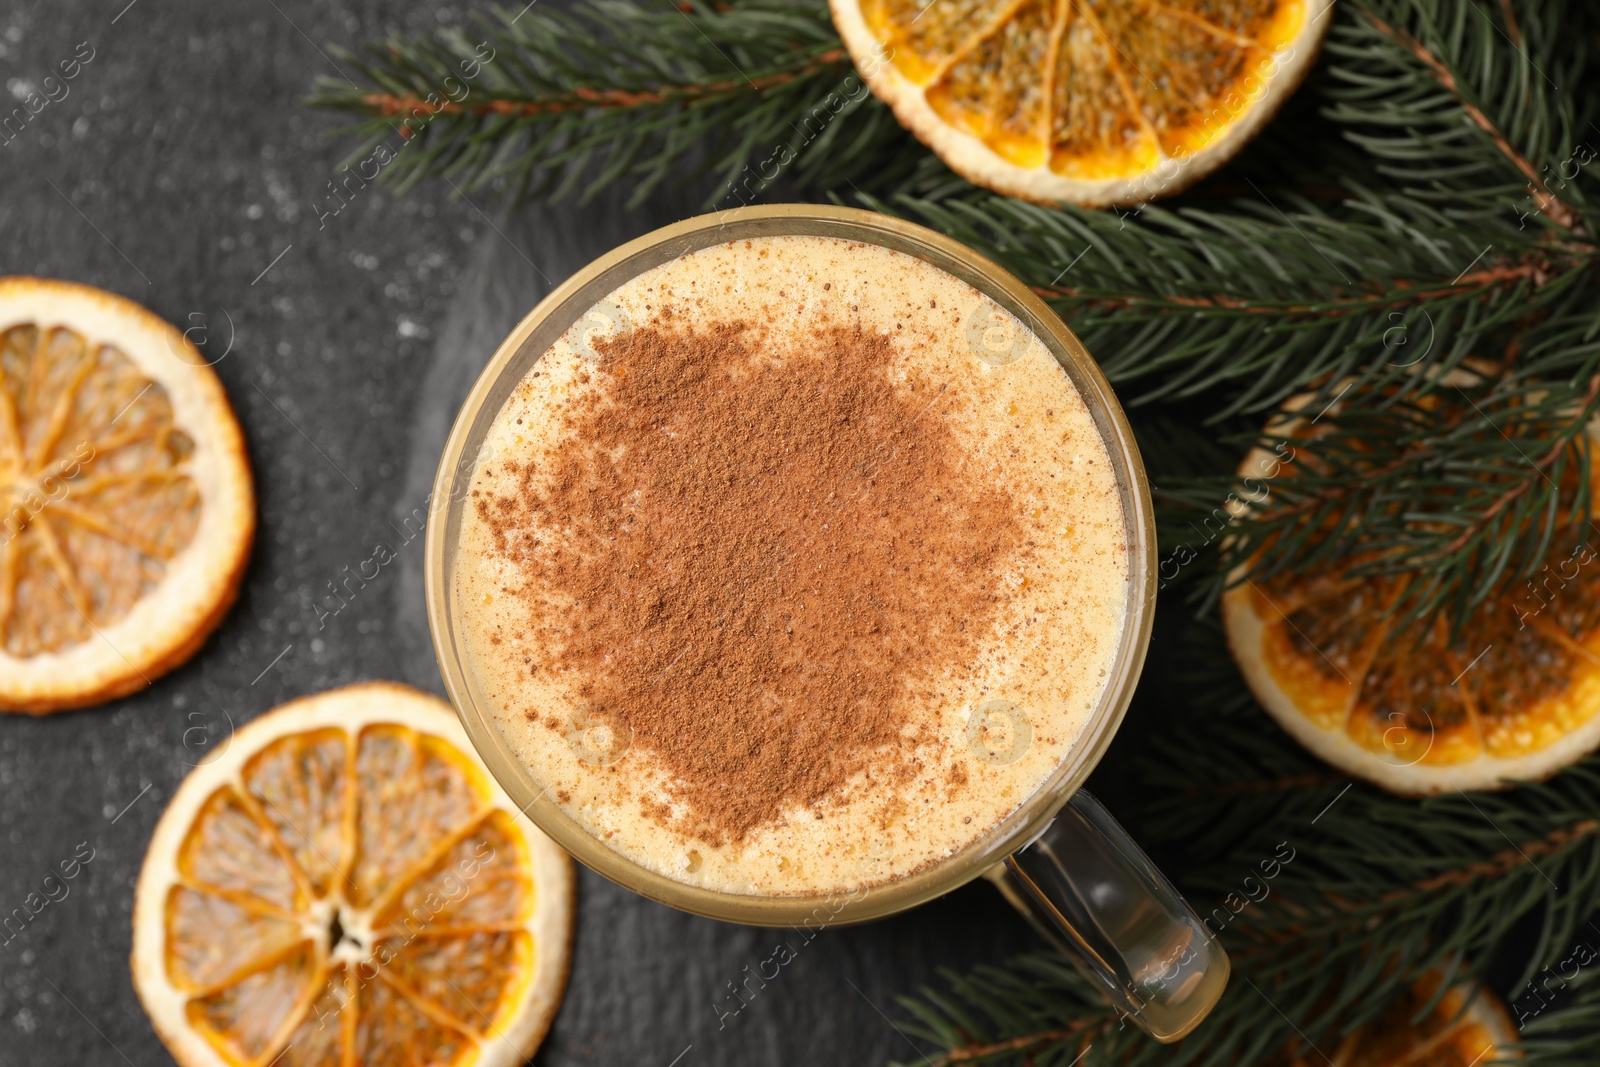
xmin=1266 ymin=971 xmax=1517 ymax=1066
xmin=131 ymin=683 xmax=575 ymax=1067
xmin=1224 ymin=416 xmax=1600 ymax=794
xmin=0 ymin=278 xmax=254 ymax=713
xmin=831 ymin=0 xmax=1332 ymax=205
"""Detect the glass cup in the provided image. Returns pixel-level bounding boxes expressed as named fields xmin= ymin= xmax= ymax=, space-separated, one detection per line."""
xmin=424 ymin=204 xmax=1228 ymax=1042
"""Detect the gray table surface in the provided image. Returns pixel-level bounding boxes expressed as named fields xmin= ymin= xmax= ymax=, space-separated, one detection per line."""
xmin=0 ymin=2 xmax=1090 ymax=1064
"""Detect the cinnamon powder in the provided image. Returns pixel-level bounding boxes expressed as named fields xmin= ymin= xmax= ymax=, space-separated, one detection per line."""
xmin=479 ymin=316 xmax=1025 ymax=843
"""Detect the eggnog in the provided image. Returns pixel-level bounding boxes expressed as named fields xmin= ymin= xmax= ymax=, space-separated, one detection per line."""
xmin=453 ymin=235 xmax=1128 ymax=896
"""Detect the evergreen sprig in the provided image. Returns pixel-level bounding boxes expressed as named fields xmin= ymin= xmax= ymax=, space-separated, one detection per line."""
xmin=310 ymin=0 xmax=910 ymax=207
xmin=1325 ymin=0 xmax=1591 ymax=229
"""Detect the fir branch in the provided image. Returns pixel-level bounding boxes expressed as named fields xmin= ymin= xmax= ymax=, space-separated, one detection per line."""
xmin=878 ymin=181 xmax=1590 ymax=414
xmin=1031 ymin=259 xmax=1563 ymax=315
xmin=1323 ymin=0 xmax=1594 ymax=230
xmin=893 ymin=957 xmax=1129 ymax=1067
xmin=310 ymin=0 xmax=907 ymax=207
xmin=886 ymin=189 xmax=1600 ymax=632
xmin=1194 ymin=371 xmax=1600 ymax=629
xmin=1353 ymin=9 xmax=1578 ymax=231
xmin=1520 ymin=966 xmax=1600 ymax=1066
xmin=354 ymin=48 xmax=847 ymax=117
xmin=1401 ymin=816 xmax=1600 ymax=895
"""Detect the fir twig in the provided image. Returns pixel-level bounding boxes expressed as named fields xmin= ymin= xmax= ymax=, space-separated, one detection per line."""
xmin=310 ymin=0 xmax=909 ymax=207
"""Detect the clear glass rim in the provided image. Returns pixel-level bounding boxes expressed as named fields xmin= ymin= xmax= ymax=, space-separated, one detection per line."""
xmin=424 ymin=204 xmax=1157 ymax=926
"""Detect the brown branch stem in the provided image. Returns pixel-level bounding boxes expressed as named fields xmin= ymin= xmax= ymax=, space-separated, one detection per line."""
xmin=1399 ymin=817 xmax=1600 ymax=896
xmin=360 ymin=49 xmax=847 ymax=120
xmin=1495 ymin=0 xmax=1522 ymax=47
xmin=1221 ymin=814 xmax=1600 ymax=961
xmin=1031 ymin=262 xmax=1553 ymax=314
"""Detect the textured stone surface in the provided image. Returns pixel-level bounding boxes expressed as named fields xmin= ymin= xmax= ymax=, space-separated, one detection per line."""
xmin=0 ymin=2 xmax=1063 ymax=1064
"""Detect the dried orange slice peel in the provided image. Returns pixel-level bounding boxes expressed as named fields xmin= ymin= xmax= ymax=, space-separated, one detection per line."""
xmin=831 ymin=0 xmax=1332 ymax=205
xmin=0 ymin=278 xmax=254 ymax=713
xmin=131 ymin=683 xmax=575 ymax=1067
xmin=1225 ymin=415 xmax=1600 ymax=794
xmin=1268 ymin=971 xmax=1517 ymax=1066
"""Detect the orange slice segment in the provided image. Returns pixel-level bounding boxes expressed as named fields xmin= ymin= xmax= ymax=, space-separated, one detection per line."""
xmin=1265 ymin=971 xmax=1518 ymax=1066
xmin=175 ymin=788 xmax=305 ymax=914
xmin=0 ymin=278 xmax=253 ymax=713
xmin=1093 ymin=3 xmax=1265 ymax=158
xmin=833 ymin=0 xmax=1331 ymax=204
xmin=1050 ymin=3 xmax=1156 ymax=180
xmin=925 ymin=0 xmax=1059 ymax=168
xmin=1225 ymin=421 xmax=1600 ymax=794
xmin=186 ymin=943 xmax=320 ymax=1065
xmin=241 ymin=728 xmax=351 ymax=900
xmin=132 ymin=683 xmax=575 ymax=1067
xmin=272 ymin=967 xmax=353 ymax=1067
xmin=864 ymin=0 xmax=1015 ymax=84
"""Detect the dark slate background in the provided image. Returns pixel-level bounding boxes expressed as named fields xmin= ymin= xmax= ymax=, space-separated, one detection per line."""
xmin=0 ymin=1 xmax=1134 ymax=1064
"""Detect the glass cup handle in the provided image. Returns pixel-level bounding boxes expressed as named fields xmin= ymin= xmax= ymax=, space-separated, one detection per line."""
xmin=984 ymin=790 xmax=1230 ymax=1042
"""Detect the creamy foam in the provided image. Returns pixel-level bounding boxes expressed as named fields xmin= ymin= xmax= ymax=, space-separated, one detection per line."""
xmin=454 ymin=235 xmax=1128 ymax=896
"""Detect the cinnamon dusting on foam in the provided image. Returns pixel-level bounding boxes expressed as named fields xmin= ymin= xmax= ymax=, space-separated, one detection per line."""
xmin=475 ymin=318 xmax=1026 ymax=844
